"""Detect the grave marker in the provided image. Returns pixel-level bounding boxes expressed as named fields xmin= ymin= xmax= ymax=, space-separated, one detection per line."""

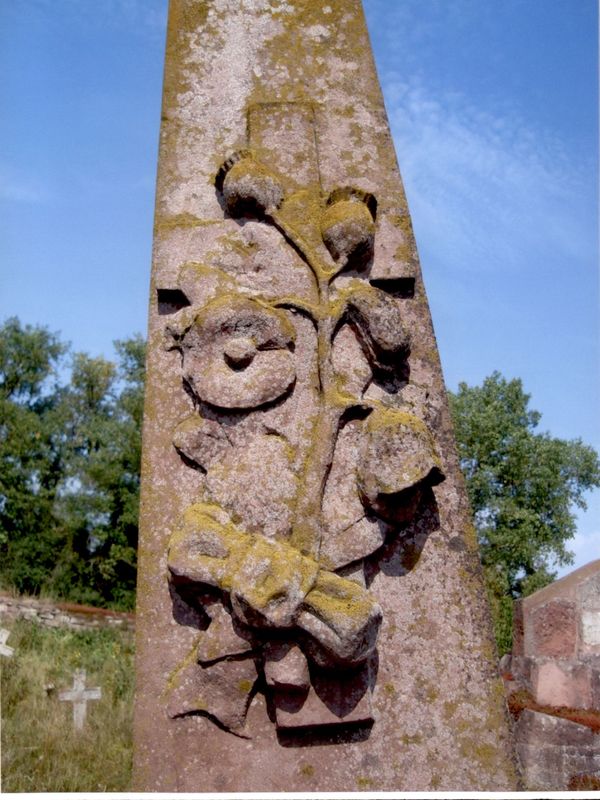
xmin=0 ymin=628 xmax=14 ymax=658
xmin=59 ymin=669 xmax=101 ymax=730
xmin=133 ymin=0 xmax=519 ymax=791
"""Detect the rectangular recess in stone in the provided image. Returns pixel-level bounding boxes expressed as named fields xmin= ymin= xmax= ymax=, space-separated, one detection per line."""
xmin=133 ymin=0 xmax=519 ymax=792
xmin=369 ymin=277 xmax=416 ymax=298
xmin=156 ymin=288 xmax=192 ymax=315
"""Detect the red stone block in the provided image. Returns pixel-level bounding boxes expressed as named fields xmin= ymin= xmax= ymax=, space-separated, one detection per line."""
xmin=530 ymin=600 xmax=577 ymax=659
xmin=533 ymin=660 xmax=593 ymax=710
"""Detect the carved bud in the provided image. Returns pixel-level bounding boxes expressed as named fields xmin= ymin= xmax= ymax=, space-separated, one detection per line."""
xmin=216 ymin=150 xmax=284 ymax=216
xmin=357 ymin=409 xmax=445 ymax=523
xmin=321 ymin=187 xmax=376 ymax=266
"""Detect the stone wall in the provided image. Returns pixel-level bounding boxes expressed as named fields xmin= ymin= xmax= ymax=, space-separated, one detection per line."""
xmin=0 ymin=593 xmax=135 ymax=634
xmin=500 ymin=560 xmax=600 ymax=790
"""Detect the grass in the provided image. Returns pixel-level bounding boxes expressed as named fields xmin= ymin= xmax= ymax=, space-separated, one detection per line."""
xmin=1 ymin=618 xmax=134 ymax=792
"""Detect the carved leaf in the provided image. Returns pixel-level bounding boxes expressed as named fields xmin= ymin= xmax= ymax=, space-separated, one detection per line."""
xmin=172 ymin=415 xmax=232 ymax=472
xmin=357 ymin=408 xmax=445 ymax=523
xmin=345 ymin=285 xmax=411 ymax=374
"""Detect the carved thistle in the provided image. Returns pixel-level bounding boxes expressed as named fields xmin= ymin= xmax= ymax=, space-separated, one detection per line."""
xmin=162 ymin=141 xmax=445 ymax=737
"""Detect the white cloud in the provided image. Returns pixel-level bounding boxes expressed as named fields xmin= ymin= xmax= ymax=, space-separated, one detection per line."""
xmin=382 ymin=76 xmax=594 ymax=274
xmin=14 ymin=0 xmax=167 ymax=38
xmin=554 ymin=528 xmax=599 ymax=577
xmin=0 ymin=166 xmax=50 ymax=204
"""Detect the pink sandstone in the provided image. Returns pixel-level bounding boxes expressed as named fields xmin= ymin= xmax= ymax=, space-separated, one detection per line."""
xmin=132 ymin=0 xmax=518 ymax=791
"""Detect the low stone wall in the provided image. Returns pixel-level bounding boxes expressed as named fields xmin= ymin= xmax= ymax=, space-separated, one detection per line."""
xmin=0 ymin=593 xmax=135 ymax=633
xmin=511 ymin=559 xmax=600 ymax=710
xmin=500 ymin=560 xmax=600 ymax=790
xmin=514 ymin=709 xmax=599 ymax=790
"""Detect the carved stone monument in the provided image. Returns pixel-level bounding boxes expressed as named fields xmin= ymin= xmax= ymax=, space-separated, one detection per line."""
xmin=133 ymin=0 xmax=518 ymax=790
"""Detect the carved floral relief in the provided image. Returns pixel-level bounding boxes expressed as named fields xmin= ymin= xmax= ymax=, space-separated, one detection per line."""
xmin=162 ymin=147 xmax=445 ymax=736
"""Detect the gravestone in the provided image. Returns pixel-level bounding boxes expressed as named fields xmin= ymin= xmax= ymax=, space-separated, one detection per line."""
xmin=0 ymin=628 xmax=14 ymax=658
xmin=133 ymin=0 xmax=518 ymax=791
xmin=58 ymin=669 xmax=101 ymax=730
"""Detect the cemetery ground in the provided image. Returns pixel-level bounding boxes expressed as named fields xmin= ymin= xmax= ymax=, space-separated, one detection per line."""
xmin=1 ymin=617 xmax=134 ymax=792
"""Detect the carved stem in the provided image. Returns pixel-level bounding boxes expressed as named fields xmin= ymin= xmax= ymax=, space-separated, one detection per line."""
xmin=270 ymin=211 xmax=333 ymax=283
xmin=289 ymin=278 xmax=344 ymax=560
xmin=269 ymin=209 xmax=348 ymax=562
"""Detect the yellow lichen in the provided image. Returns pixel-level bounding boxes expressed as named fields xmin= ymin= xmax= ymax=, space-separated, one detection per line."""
xmin=154 ymin=212 xmax=217 ymax=231
xmin=320 ymin=198 xmax=373 ymax=234
xmin=400 ymin=733 xmax=423 ymax=745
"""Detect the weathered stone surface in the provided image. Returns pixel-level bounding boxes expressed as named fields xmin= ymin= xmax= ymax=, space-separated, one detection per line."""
xmin=515 ymin=710 xmax=600 ymax=790
xmin=519 ymin=560 xmax=600 ymax=659
xmin=263 ymin=642 xmax=310 ymax=691
xmin=533 ymin=660 xmax=593 ymax=709
xmin=133 ymin=0 xmax=517 ymax=791
xmin=503 ymin=561 xmax=600 ymax=790
xmin=530 ymin=600 xmax=577 ymax=659
xmin=196 ymin=604 xmax=254 ymax=665
xmin=581 ymin=573 xmax=600 ymax=653
xmin=508 ymin=560 xmax=600 ymax=710
xmin=274 ymin=660 xmax=374 ymax=730
xmin=167 ymin=652 xmax=258 ymax=735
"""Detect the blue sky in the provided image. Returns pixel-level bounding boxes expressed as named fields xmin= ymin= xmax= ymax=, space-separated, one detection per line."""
xmin=1 ymin=1 xmax=598 ymax=574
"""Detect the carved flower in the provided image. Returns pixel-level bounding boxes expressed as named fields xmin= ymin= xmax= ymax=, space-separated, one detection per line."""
xmin=174 ymin=296 xmax=296 ymax=409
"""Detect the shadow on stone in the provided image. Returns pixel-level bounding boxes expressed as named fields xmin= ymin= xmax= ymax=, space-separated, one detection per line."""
xmin=277 ymin=720 xmax=374 ymax=748
xmin=169 ymin=582 xmax=213 ymax=631
xmin=364 ymin=488 xmax=440 ymax=586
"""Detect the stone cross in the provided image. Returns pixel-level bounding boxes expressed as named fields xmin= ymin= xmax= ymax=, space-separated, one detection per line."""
xmin=0 ymin=628 xmax=14 ymax=658
xmin=133 ymin=0 xmax=518 ymax=791
xmin=59 ymin=669 xmax=101 ymax=730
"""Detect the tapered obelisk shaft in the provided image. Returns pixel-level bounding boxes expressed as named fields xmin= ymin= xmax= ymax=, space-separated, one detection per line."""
xmin=133 ymin=1 xmax=519 ymax=790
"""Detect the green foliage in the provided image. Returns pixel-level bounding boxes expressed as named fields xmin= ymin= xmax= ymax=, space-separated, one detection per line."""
xmin=0 ymin=317 xmax=145 ymax=609
xmin=0 ymin=319 xmax=67 ymax=592
xmin=1 ymin=619 xmax=134 ymax=792
xmin=449 ymin=372 xmax=600 ymax=653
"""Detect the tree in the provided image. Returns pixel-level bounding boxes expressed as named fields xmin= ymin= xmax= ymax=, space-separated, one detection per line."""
xmin=52 ymin=338 xmax=145 ymax=609
xmin=0 ymin=318 xmax=145 ymax=609
xmin=0 ymin=318 xmax=67 ymax=593
xmin=449 ymin=372 xmax=600 ymax=653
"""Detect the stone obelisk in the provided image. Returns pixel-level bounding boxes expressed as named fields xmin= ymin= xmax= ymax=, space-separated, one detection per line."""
xmin=133 ymin=0 xmax=519 ymax=791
